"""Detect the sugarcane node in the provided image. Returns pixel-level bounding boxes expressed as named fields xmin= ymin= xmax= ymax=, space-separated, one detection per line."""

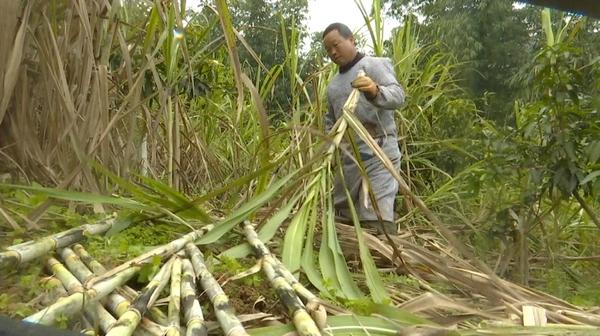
xmin=307 ymin=303 xmax=327 ymax=330
xmin=110 ymin=310 xmax=142 ymax=329
xmin=47 ymin=257 xmax=61 ymax=268
xmin=62 ymin=251 xmax=79 ymax=262
xmin=57 ymin=229 xmax=85 ymax=247
xmin=291 ymin=310 xmax=322 ymax=335
xmin=85 ymin=288 xmax=99 ymax=300
xmin=115 ymin=299 xmax=130 ymax=313
xmin=165 ymin=326 xmax=180 ymax=336
xmin=41 ymin=276 xmax=62 ymax=287
xmin=213 ymin=299 xmax=233 ymax=311
xmin=249 ymin=244 xmax=265 ymax=257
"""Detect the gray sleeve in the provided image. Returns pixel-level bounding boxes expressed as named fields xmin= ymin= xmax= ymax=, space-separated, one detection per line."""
xmin=369 ymin=58 xmax=405 ymax=109
xmin=325 ymin=97 xmax=335 ymax=133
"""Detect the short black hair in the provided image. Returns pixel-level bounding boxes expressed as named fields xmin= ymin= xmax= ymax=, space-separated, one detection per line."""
xmin=322 ymin=22 xmax=353 ymax=39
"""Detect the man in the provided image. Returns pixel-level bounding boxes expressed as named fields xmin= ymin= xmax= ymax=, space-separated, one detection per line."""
xmin=323 ymin=22 xmax=405 ymax=234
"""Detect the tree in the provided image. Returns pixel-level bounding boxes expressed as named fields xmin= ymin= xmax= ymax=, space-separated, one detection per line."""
xmin=229 ymin=0 xmax=309 ymax=115
xmin=385 ymin=0 xmax=535 ymax=123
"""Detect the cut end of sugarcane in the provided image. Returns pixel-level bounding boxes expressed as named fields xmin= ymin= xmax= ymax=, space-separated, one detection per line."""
xmin=306 ymin=299 xmax=327 ymax=330
xmin=0 ymin=250 xmax=21 ymax=269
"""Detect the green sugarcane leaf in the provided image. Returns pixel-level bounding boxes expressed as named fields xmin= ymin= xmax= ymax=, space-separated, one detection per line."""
xmin=319 ymin=216 xmax=343 ymax=295
xmin=2 ymin=184 xmax=146 ymax=210
xmin=581 ymin=170 xmax=600 ymax=185
xmin=197 ymin=171 xmax=297 ymax=244
xmin=220 ymin=193 xmax=301 ymax=259
xmin=138 ymin=174 xmax=212 ymax=222
xmin=258 ymin=193 xmax=302 ymax=242
xmin=301 ymin=198 xmax=327 ymax=293
xmin=92 ymin=162 xmax=179 ymax=209
xmin=142 ymin=6 xmax=161 ymax=53
xmin=219 ymin=242 xmax=252 ymax=259
xmin=370 ymin=303 xmax=435 ymax=325
xmin=326 ymin=212 xmax=364 ymax=299
xmin=282 ymin=199 xmax=310 ymax=274
xmin=322 ymin=168 xmax=364 ymax=299
xmin=343 ymin=185 xmax=389 ymax=303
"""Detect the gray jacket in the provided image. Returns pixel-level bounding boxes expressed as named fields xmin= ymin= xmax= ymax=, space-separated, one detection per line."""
xmin=325 ymin=56 xmax=405 ymax=138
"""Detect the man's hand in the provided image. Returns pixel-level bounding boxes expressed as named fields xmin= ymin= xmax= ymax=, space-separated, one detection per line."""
xmin=351 ymin=75 xmax=379 ymax=99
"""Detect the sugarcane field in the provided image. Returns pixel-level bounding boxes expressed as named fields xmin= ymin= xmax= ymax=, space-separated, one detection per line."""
xmin=1 ymin=0 xmax=600 ymax=335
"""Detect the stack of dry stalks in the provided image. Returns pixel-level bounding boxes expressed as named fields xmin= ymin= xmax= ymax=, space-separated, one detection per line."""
xmin=335 ymin=223 xmax=600 ymax=329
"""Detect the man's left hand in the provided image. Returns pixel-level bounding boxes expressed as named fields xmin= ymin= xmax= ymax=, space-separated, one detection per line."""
xmin=351 ymin=76 xmax=379 ymax=99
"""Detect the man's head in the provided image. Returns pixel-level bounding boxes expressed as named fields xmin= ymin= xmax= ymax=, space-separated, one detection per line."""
xmin=322 ymin=23 xmax=357 ymax=66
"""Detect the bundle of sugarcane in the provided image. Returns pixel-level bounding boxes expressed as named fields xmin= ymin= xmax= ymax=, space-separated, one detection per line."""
xmin=181 ymin=258 xmax=207 ymax=336
xmin=185 ymin=243 xmax=249 ymax=336
xmin=45 ymin=257 xmax=117 ymax=333
xmin=25 ymin=225 xmax=214 ymax=326
xmin=25 ymin=261 xmax=139 ymax=325
xmin=105 ymin=257 xmax=174 ymax=336
xmin=0 ymin=218 xmax=115 ymax=268
xmin=72 ymin=244 xmax=169 ymax=327
xmin=243 ymin=222 xmax=327 ymax=336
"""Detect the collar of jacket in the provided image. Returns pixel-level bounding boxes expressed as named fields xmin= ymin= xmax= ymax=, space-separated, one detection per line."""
xmin=339 ymin=52 xmax=364 ymax=73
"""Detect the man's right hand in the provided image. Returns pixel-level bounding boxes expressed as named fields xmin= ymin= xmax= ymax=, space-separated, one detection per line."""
xmin=351 ymin=75 xmax=379 ymax=99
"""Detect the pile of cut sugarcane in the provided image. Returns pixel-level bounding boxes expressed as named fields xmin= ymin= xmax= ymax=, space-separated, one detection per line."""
xmin=0 ymin=219 xmax=328 ymax=336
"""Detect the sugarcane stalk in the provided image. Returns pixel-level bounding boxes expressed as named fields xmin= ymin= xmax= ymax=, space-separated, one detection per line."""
xmin=72 ymin=244 xmax=169 ymax=326
xmin=105 ymin=294 xmax=132 ymax=319
xmin=262 ymin=258 xmax=321 ymax=336
xmin=181 ymin=258 xmax=207 ymax=336
xmin=104 ymin=293 xmax=165 ymax=336
xmin=106 ymin=257 xmax=174 ymax=336
xmin=242 ymin=222 xmax=327 ymax=329
xmin=0 ymin=218 xmax=114 ymax=268
xmin=87 ymin=224 xmax=214 ymax=289
xmin=166 ymin=257 xmax=182 ymax=336
xmin=185 ymin=243 xmax=249 ymax=336
xmin=73 ymin=244 xmax=106 ymax=275
xmin=61 ymin=247 xmax=95 ymax=285
xmin=46 ymin=257 xmax=117 ymax=332
xmin=24 ymin=266 xmax=138 ymax=325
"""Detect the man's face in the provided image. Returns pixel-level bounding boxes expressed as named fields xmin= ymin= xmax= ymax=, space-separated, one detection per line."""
xmin=323 ymin=29 xmax=357 ymax=66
